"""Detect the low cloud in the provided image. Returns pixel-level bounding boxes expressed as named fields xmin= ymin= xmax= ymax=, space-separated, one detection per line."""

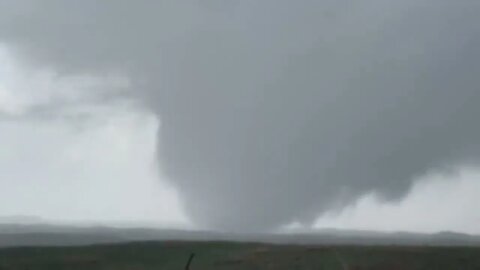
xmin=1 ymin=0 xmax=480 ymax=232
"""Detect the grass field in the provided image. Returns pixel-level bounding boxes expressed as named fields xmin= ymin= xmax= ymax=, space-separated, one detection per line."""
xmin=0 ymin=241 xmax=479 ymax=269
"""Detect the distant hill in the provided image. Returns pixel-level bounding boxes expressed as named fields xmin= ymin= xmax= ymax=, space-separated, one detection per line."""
xmin=0 ymin=222 xmax=479 ymax=248
xmin=0 ymin=215 xmax=45 ymax=224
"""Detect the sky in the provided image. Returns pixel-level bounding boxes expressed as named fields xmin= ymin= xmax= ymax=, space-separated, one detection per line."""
xmin=0 ymin=0 xmax=480 ymax=234
xmin=0 ymin=46 xmax=189 ymax=228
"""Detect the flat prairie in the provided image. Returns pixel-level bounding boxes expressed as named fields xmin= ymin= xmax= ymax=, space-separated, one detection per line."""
xmin=0 ymin=241 xmax=479 ymax=269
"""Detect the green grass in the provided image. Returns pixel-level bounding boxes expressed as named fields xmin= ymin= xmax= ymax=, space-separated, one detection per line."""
xmin=0 ymin=242 xmax=479 ymax=269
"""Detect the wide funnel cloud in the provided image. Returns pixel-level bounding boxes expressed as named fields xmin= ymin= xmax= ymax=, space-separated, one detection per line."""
xmin=1 ymin=0 xmax=480 ymax=231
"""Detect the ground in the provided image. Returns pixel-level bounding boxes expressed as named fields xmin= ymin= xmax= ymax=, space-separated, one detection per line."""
xmin=0 ymin=241 xmax=479 ymax=269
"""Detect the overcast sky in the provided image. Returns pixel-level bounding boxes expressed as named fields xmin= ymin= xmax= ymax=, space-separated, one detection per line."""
xmin=0 ymin=45 xmax=190 ymax=228
xmin=1 ymin=0 xmax=480 ymax=234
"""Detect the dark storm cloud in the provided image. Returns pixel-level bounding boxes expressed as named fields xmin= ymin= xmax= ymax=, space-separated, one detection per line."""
xmin=1 ymin=0 xmax=480 ymax=231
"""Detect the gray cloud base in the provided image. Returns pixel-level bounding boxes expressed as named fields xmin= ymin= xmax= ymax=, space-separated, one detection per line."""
xmin=1 ymin=0 xmax=480 ymax=231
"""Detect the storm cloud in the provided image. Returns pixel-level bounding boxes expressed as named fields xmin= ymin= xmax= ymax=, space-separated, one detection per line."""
xmin=1 ymin=0 xmax=480 ymax=231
